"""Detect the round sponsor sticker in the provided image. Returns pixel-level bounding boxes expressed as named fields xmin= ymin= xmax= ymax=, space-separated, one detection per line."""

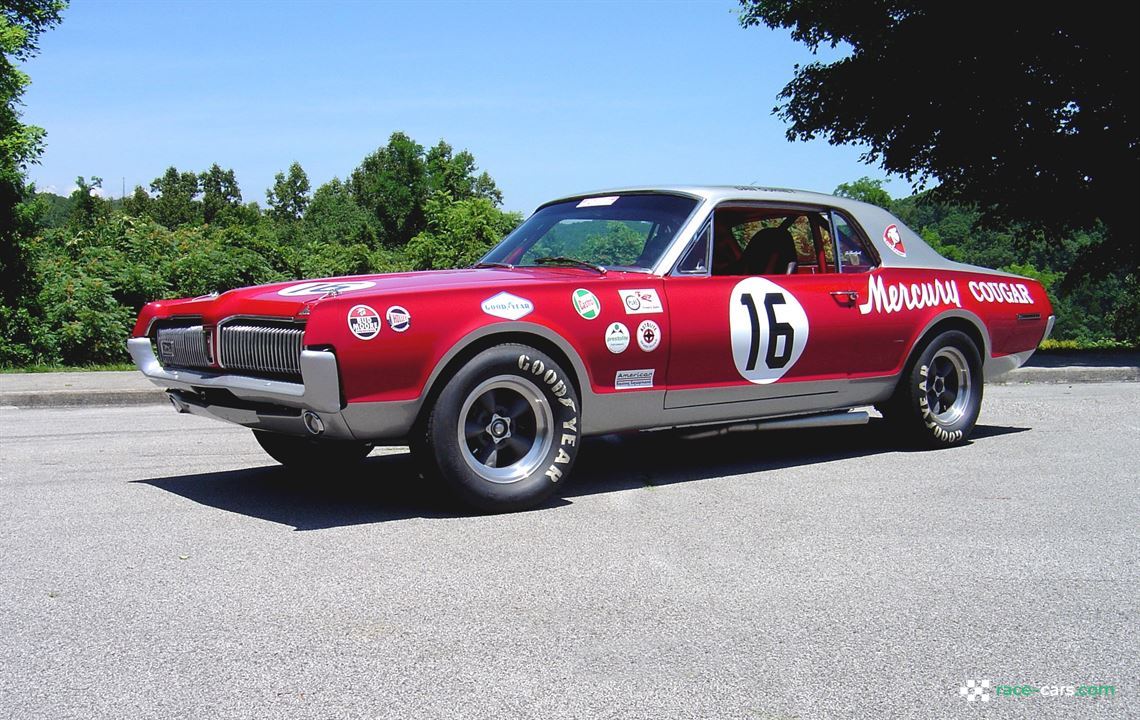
xmin=605 ymin=322 xmax=630 ymax=354
xmin=883 ymin=224 xmax=907 ymax=257
xmin=637 ymin=320 xmax=661 ymax=352
xmin=386 ymin=305 xmax=410 ymax=332
xmin=572 ymin=288 xmax=601 ymax=320
xmin=347 ymin=304 xmax=381 ymax=340
xmin=728 ymin=277 xmax=809 ymax=384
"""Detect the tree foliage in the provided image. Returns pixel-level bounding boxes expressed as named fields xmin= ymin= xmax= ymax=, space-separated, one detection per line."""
xmin=67 ymin=175 xmax=109 ymax=229
xmin=199 ymin=163 xmax=242 ymax=225
xmin=0 ymin=0 xmax=66 ymax=307
xmin=349 ymin=133 xmax=503 ymax=247
xmin=739 ymin=2 xmax=1139 ymax=283
xmin=406 ymin=197 xmax=521 ymax=270
xmin=2 ymin=130 xmax=520 ymax=366
xmin=833 ymin=176 xmax=891 ymax=210
xmin=148 ymin=166 xmax=201 ymax=228
xmin=266 ymin=161 xmax=310 ymax=223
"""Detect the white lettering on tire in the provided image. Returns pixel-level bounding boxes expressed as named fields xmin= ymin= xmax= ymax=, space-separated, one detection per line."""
xmin=517 ymin=353 xmax=579 ymax=482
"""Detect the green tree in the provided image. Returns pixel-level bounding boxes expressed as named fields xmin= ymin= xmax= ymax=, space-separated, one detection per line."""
xmin=266 ymin=161 xmax=310 ymax=223
xmin=67 ymin=175 xmax=108 ymax=229
xmin=834 ymin=177 xmax=891 ymax=210
xmin=0 ymin=0 xmax=66 ymax=308
xmin=738 ymin=2 xmax=1138 ymax=283
xmin=405 ymin=196 xmax=521 ymax=270
xmin=148 ymin=166 xmax=201 ymax=228
xmin=425 ymin=140 xmax=503 ymax=206
xmin=349 ymin=131 xmax=427 ymax=247
xmin=121 ymin=184 xmax=151 ymax=218
xmin=199 ymin=163 xmax=242 ymax=225
xmin=301 ymin=178 xmax=377 ymax=247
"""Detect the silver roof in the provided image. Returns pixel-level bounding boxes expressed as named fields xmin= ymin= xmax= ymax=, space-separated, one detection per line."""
xmin=543 ymin=185 xmax=1006 ymax=276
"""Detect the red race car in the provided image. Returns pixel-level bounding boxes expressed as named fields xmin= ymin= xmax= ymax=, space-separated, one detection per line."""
xmin=129 ymin=186 xmax=1053 ymax=511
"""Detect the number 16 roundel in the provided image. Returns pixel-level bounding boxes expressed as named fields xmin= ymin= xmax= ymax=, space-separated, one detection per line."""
xmin=729 ymin=277 xmax=810 ymax=384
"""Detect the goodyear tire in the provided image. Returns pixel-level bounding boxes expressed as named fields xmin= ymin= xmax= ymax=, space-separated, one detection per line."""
xmin=252 ymin=430 xmax=373 ymax=470
xmin=423 ymin=344 xmax=581 ymax=513
xmin=879 ymin=330 xmax=982 ymax=448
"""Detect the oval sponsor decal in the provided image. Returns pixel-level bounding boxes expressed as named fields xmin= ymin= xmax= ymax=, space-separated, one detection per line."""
xmin=386 ymin=305 xmax=411 ymax=332
xmin=636 ymin=320 xmax=660 ymax=352
xmin=883 ymin=224 xmax=906 ymax=257
xmin=347 ymin=304 xmax=381 ymax=340
xmin=572 ymin=288 xmax=601 ymax=320
xmin=605 ymin=322 xmax=630 ymax=354
xmin=279 ymin=280 xmax=376 ymax=297
xmin=729 ymin=277 xmax=809 ymax=384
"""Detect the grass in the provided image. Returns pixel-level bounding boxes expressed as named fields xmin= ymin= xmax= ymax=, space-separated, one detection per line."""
xmin=0 ymin=362 xmax=136 ymax=374
xmin=1039 ymin=339 xmax=1138 ymax=352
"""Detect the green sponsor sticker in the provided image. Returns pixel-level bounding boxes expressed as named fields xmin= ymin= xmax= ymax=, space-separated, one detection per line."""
xmin=572 ymin=288 xmax=601 ymax=320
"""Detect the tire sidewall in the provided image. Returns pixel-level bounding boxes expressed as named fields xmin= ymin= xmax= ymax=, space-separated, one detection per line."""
xmin=428 ymin=344 xmax=581 ymax=511
xmin=906 ymin=330 xmax=982 ymax=446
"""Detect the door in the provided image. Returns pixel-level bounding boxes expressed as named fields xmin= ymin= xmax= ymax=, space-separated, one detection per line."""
xmin=662 ymin=205 xmax=896 ymax=416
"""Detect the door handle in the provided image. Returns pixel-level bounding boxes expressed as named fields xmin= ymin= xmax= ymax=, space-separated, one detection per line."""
xmin=830 ymin=290 xmax=859 ymax=306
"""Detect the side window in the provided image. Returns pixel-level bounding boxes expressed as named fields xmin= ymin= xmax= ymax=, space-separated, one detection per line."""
xmin=675 ymin=222 xmax=711 ymax=274
xmin=832 ymin=211 xmax=876 ymax=273
xmin=711 ymin=208 xmax=834 ymax=276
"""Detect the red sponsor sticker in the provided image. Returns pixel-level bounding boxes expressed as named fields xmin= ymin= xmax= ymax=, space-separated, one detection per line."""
xmin=884 ymin=224 xmax=906 ymax=257
xmin=347 ymin=304 xmax=381 ymax=340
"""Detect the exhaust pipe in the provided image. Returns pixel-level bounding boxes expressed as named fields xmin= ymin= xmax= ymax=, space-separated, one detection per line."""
xmin=302 ymin=411 xmax=325 ymax=436
xmin=168 ymin=392 xmax=189 ymax=414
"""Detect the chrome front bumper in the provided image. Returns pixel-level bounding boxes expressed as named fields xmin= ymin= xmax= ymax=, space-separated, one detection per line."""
xmin=127 ymin=337 xmax=341 ymax=413
xmin=128 ymin=337 xmax=418 ymax=442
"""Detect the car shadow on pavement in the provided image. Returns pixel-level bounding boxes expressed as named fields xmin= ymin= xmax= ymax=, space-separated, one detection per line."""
xmin=134 ymin=419 xmax=1029 ymax=530
xmin=565 ymin=419 xmax=1029 ymax=498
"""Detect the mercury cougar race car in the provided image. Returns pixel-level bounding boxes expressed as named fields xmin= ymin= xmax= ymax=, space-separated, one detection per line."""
xmin=129 ymin=186 xmax=1054 ymax=511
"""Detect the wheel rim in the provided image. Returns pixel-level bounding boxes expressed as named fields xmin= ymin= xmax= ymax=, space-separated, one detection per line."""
xmin=926 ymin=347 xmax=971 ymax=425
xmin=457 ymin=375 xmax=553 ymax=484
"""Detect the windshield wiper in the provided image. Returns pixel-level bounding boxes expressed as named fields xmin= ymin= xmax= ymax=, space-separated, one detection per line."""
xmin=533 ymin=256 xmax=607 ymax=274
xmin=473 ymin=261 xmax=514 ymax=269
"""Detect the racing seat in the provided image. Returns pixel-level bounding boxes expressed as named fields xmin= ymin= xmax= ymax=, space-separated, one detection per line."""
xmin=742 ymin=227 xmax=798 ymax=275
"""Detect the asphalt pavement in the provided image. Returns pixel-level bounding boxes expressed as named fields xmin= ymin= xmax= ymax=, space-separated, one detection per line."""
xmin=1 ymin=384 xmax=1136 ymax=719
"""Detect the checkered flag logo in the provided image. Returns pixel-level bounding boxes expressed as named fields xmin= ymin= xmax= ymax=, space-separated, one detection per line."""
xmin=959 ymin=679 xmax=991 ymax=702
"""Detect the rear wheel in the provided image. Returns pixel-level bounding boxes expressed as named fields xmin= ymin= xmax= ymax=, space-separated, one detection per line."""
xmin=420 ymin=344 xmax=581 ymax=512
xmin=878 ymin=330 xmax=982 ymax=447
xmin=252 ymin=430 xmax=373 ymax=470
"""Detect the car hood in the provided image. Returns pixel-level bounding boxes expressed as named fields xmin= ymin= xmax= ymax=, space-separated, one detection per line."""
xmin=134 ymin=267 xmax=611 ymax=333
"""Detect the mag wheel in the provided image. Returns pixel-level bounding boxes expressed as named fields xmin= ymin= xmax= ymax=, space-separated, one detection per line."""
xmin=252 ymin=430 xmax=373 ymax=470
xmin=881 ymin=330 xmax=982 ymax=447
xmin=423 ymin=344 xmax=581 ymax=512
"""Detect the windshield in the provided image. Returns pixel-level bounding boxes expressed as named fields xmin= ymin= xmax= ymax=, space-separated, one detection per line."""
xmin=480 ymin=193 xmax=699 ymax=271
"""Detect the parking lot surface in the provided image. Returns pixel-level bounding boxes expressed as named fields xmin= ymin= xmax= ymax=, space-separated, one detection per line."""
xmin=1 ymin=383 xmax=1136 ymax=718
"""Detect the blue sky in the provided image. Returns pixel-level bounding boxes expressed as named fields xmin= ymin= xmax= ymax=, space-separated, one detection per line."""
xmin=23 ymin=0 xmax=909 ymax=214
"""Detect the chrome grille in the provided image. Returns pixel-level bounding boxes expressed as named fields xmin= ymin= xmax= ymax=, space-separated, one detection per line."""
xmin=156 ymin=325 xmax=210 ymax=368
xmin=218 ymin=320 xmax=305 ymax=377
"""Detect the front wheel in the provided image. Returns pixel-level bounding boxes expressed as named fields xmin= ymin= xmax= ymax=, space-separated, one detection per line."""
xmin=421 ymin=344 xmax=581 ymax=512
xmin=878 ymin=330 xmax=982 ymax=447
xmin=252 ymin=430 xmax=373 ymax=471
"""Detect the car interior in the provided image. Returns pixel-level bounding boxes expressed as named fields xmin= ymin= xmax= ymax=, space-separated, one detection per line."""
xmin=703 ymin=207 xmax=876 ymax=276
